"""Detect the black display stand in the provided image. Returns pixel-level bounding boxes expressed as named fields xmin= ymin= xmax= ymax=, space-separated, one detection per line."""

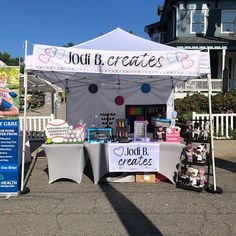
xmin=176 ymin=140 xmax=211 ymax=192
xmin=178 ymin=120 xmax=223 ymax=194
xmin=116 ymin=119 xmax=129 ymax=143
xmin=100 ymin=113 xmax=115 ymax=128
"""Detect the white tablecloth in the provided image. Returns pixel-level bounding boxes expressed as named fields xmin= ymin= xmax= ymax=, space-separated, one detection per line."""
xmin=43 ymin=142 xmax=185 ymax=184
xmin=43 ymin=144 xmax=85 ymax=184
xmin=85 ymin=142 xmax=185 ymax=184
xmin=84 ymin=143 xmax=109 ymax=184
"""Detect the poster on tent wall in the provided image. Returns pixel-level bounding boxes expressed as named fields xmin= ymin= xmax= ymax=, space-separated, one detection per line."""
xmin=0 ymin=67 xmax=20 ymax=196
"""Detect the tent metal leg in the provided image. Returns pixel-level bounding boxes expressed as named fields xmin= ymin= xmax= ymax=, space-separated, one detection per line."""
xmin=207 ymin=75 xmax=223 ymax=194
xmin=20 ymin=146 xmax=42 ymax=195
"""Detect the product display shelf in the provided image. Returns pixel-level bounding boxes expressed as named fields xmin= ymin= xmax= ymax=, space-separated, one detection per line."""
xmin=125 ymin=104 xmax=166 ymax=133
xmin=181 ymin=158 xmax=209 ymax=167
xmin=176 ymin=141 xmax=211 ymax=192
xmin=116 ymin=119 xmax=129 ymax=143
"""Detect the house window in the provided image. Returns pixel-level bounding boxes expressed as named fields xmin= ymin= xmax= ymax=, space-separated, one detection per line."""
xmin=221 ymin=10 xmax=236 ymax=33
xmin=190 ymin=10 xmax=206 ymax=34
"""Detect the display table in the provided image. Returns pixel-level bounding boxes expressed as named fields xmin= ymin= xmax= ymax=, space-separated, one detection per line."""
xmin=42 ymin=144 xmax=85 ymax=184
xmin=85 ymin=142 xmax=185 ymax=184
xmin=84 ymin=143 xmax=109 ymax=184
xmin=158 ymin=142 xmax=185 ymax=183
xmin=42 ymin=142 xmax=185 ymax=184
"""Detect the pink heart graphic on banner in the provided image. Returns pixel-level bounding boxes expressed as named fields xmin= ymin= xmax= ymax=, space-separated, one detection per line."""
xmin=167 ymin=53 xmax=176 ymax=63
xmin=182 ymin=59 xmax=194 ymax=69
xmin=39 ymin=54 xmax=50 ymax=64
xmin=55 ymin=49 xmax=65 ymax=59
xmin=113 ymin=147 xmax=124 ymax=157
xmin=45 ymin=47 xmax=57 ymax=58
xmin=176 ymin=52 xmax=188 ymax=62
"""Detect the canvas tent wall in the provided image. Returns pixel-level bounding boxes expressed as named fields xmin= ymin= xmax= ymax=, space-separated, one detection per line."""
xmin=25 ymin=28 xmax=209 ymax=128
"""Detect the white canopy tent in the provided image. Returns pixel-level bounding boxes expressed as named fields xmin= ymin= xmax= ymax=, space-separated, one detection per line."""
xmin=25 ymin=28 xmax=210 ymax=127
xmin=0 ymin=60 xmax=7 ymax=66
xmin=23 ymin=28 xmax=218 ymax=192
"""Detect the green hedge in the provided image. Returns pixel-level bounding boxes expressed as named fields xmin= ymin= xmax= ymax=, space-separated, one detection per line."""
xmin=174 ymin=91 xmax=236 ymax=122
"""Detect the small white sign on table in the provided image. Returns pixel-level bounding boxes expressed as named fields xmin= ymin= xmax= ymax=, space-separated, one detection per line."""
xmin=108 ymin=142 xmax=160 ymax=172
xmin=133 ymin=121 xmax=148 ymax=141
xmin=45 ymin=119 xmax=69 ymax=143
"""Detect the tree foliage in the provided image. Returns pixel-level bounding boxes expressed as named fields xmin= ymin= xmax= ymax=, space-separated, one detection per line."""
xmin=63 ymin=42 xmax=75 ymax=47
xmin=174 ymin=91 xmax=236 ymax=122
xmin=0 ymin=52 xmax=20 ymax=66
xmin=0 ymin=52 xmax=24 ymax=73
xmin=212 ymin=91 xmax=236 ymax=113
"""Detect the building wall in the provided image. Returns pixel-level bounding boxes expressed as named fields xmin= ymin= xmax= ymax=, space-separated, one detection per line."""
xmin=226 ymin=52 xmax=236 ymax=82
xmin=146 ymin=0 xmax=236 ymax=91
xmin=176 ymin=0 xmax=236 ymax=38
xmin=176 ymin=1 xmax=208 ymax=38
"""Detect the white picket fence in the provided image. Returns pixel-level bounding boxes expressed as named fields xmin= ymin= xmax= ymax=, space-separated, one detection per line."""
xmin=192 ymin=112 xmax=236 ymax=139
xmin=19 ymin=112 xmax=236 ymax=139
xmin=19 ymin=114 xmax=54 ymax=132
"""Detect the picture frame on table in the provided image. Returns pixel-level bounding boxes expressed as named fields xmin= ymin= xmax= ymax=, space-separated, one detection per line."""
xmin=87 ymin=128 xmax=112 ymax=143
xmin=133 ymin=120 xmax=148 ymax=142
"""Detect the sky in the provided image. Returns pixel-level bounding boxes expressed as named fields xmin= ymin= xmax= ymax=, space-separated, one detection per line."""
xmin=0 ymin=0 xmax=163 ymax=58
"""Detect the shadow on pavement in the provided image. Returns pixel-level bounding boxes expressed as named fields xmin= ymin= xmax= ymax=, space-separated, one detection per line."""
xmin=215 ymin=157 xmax=236 ymax=173
xmin=94 ymin=142 xmax=162 ymax=235
xmin=83 ymin=160 xmax=94 ymax=183
xmin=99 ymin=183 xmax=163 ymax=235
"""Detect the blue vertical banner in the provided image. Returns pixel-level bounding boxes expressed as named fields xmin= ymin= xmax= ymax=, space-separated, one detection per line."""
xmin=0 ymin=120 xmax=19 ymax=195
xmin=0 ymin=67 xmax=20 ymax=196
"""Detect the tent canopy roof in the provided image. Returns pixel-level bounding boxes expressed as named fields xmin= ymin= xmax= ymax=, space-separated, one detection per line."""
xmin=73 ymin=27 xmax=179 ymax=51
xmin=26 ymin=28 xmax=209 ymax=90
xmin=0 ymin=60 xmax=7 ymax=66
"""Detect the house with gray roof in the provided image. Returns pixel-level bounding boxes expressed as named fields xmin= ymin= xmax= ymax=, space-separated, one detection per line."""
xmin=145 ymin=0 xmax=236 ymax=98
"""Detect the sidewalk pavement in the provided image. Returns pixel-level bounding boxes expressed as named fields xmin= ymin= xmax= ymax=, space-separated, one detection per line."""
xmin=214 ymin=139 xmax=236 ymax=159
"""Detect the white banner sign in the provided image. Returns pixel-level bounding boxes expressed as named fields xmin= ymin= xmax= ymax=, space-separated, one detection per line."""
xmin=26 ymin=44 xmax=205 ymax=76
xmin=108 ymin=143 xmax=160 ymax=172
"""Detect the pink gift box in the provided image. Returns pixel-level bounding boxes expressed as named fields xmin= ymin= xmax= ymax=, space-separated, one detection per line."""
xmin=166 ymin=127 xmax=180 ymax=143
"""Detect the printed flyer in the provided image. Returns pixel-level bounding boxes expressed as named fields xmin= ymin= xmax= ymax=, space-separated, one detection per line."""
xmin=0 ymin=66 xmax=20 ymax=195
